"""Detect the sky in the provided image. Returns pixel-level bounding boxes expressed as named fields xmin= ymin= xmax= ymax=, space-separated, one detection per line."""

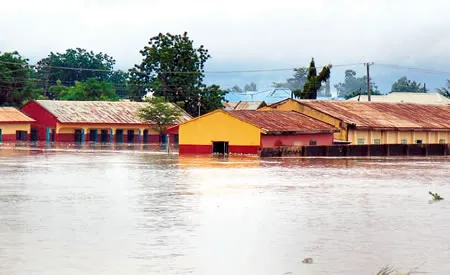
xmin=1 ymin=0 xmax=450 ymax=99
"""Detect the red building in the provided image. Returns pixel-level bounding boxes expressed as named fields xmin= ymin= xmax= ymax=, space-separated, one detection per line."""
xmin=20 ymin=100 xmax=192 ymax=143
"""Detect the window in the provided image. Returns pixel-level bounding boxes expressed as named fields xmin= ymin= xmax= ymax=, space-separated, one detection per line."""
xmin=357 ymin=138 xmax=365 ymax=145
xmin=309 ymin=140 xmax=317 ymax=146
xmin=16 ymin=131 xmax=27 ymax=141
xmin=439 ymin=139 xmax=446 ymax=144
xmin=416 ymin=140 xmax=423 ymax=144
xmin=401 ymin=139 xmax=407 ymax=144
xmin=374 ymin=139 xmax=381 ymax=145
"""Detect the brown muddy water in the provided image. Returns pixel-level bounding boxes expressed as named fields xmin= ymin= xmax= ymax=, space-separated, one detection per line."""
xmin=0 ymin=145 xmax=449 ymax=275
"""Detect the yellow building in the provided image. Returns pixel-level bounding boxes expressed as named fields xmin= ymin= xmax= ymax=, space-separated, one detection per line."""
xmin=0 ymin=107 xmax=35 ymax=142
xmin=260 ymin=99 xmax=450 ymax=145
xmin=179 ymin=109 xmax=338 ymax=154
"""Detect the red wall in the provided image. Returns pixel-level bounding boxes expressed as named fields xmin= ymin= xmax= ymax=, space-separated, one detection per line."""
xmin=21 ymin=101 xmax=58 ymax=141
xmin=179 ymin=145 xmax=259 ymax=155
xmin=1 ymin=134 xmax=17 ymax=142
xmin=261 ymin=133 xmax=333 ymax=147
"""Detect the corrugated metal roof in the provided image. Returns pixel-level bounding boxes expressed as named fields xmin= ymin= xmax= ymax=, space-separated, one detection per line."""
xmin=34 ymin=100 xmax=192 ymax=124
xmin=347 ymin=92 xmax=450 ymax=105
xmin=298 ymin=100 xmax=450 ymax=130
xmin=227 ymin=110 xmax=338 ymax=133
xmin=224 ymin=101 xmax=266 ymax=110
xmin=0 ymin=107 xmax=35 ymax=123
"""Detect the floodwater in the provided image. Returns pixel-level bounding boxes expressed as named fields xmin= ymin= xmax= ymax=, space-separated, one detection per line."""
xmin=0 ymin=145 xmax=449 ymax=275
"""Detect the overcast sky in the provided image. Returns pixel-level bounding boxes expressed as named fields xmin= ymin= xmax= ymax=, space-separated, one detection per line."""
xmin=1 ymin=0 xmax=450 ymax=92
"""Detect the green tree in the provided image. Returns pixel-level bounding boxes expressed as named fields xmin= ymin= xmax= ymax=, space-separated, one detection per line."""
xmin=129 ymin=32 xmax=210 ymax=116
xmin=334 ymin=69 xmax=379 ymax=98
xmin=437 ymin=80 xmax=450 ymax=98
xmin=0 ymin=51 xmax=43 ymax=107
xmin=49 ymin=78 xmax=119 ymax=101
xmin=229 ymin=85 xmax=243 ymax=94
xmin=296 ymin=58 xmax=332 ymax=99
xmin=199 ymin=84 xmax=229 ymax=115
xmin=391 ymin=76 xmax=426 ymax=93
xmin=109 ymin=70 xmax=129 ymax=99
xmin=243 ymin=82 xmax=257 ymax=91
xmin=273 ymin=67 xmax=307 ymax=91
xmin=138 ymin=96 xmax=183 ymax=135
xmin=36 ymin=48 xmax=116 ymax=97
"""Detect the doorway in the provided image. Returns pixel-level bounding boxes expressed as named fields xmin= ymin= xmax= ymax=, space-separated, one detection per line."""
xmin=100 ymin=129 xmax=109 ymax=143
xmin=30 ymin=128 xmax=38 ymax=142
xmin=115 ymin=129 xmax=124 ymax=143
xmin=89 ymin=129 xmax=98 ymax=142
xmin=74 ymin=129 xmax=83 ymax=143
xmin=212 ymin=141 xmax=229 ymax=155
xmin=127 ymin=130 xmax=135 ymax=143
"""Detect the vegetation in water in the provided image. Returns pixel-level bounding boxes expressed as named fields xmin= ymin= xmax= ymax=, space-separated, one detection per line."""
xmin=429 ymin=191 xmax=444 ymax=201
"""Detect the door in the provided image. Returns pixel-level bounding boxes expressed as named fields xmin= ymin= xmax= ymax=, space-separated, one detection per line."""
xmin=89 ymin=129 xmax=98 ymax=142
xmin=74 ymin=129 xmax=83 ymax=143
xmin=100 ymin=129 xmax=109 ymax=143
xmin=143 ymin=130 xmax=149 ymax=144
xmin=115 ymin=129 xmax=124 ymax=143
xmin=127 ymin=130 xmax=135 ymax=143
xmin=0 ymin=128 xmax=2 ymax=143
xmin=212 ymin=141 xmax=229 ymax=155
xmin=30 ymin=128 xmax=38 ymax=142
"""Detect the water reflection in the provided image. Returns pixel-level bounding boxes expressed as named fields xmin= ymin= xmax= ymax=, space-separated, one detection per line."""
xmin=0 ymin=147 xmax=449 ymax=274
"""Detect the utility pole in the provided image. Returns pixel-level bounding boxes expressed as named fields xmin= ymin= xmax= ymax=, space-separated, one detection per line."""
xmin=365 ymin=62 xmax=374 ymax=102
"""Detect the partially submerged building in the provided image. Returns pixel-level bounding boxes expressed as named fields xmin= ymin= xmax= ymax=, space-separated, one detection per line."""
xmin=0 ymin=107 xmax=35 ymax=142
xmin=20 ymin=100 xmax=192 ymax=143
xmin=260 ymin=99 xmax=450 ymax=145
xmin=178 ymin=110 xmax=338 ymax=154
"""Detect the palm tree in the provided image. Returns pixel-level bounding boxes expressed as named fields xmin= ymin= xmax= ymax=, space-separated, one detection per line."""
xmin=437 ymin=80 xmax=450 ymax=98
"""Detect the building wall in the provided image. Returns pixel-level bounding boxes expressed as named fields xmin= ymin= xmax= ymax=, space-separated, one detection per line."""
xmin=179 ymin=111 xmax=261 ymax=154
xmin=349 ymin=129 xmax=450 ymax=144
xmin=260 ymin=100 xmax=347 ymax=141
xmin=21 ymin=101 xmax=58 ymax=141
xmin=0 ymin=123 xmax=31 ymax=142
xmin=261 ymin=133 xmax=333 ymax=147
xmin=56 ymin=123 xmax=163 ymax=143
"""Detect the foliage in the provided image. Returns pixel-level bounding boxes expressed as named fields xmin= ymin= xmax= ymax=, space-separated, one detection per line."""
xmin=199 ymin=84 xmax=229 ymax=115
xmin=243 ymin=82 xmax=257 ymax=91
xmin=129 ymin=32 xmax=210 ymax=116
xmin=437 ymin=80 xmax=450 ymax=98
xmin=296 ymin=58 xmax=332 ymax=99
xmin=344 ymin=89 xmax=383 ymax=100
xmin=0 ymin=51 xmax=43 ymax=107
xmin=375 ymin=265 xmax=397 ymax=275
xmin=429 ymin=191 xmax=443 ymax=201
xmin=109 ymin=70 xmax=129 ymax=99
xmin=48 ymin=78 xmax=119 ymax=101
xmin=229 ymin=85 xmax=243 ymax=93
xmin=391 ymin=76 xmax=426 ymax=93
xmin=36 ymin=48 xmax=116 ymax=97
xmin=334 ymin=69 xmax=379 ymax=98
xmin=138 ymin=96 xmax=183 ymax=134
xmin=273 ymin=67 xmax=307 ymax=91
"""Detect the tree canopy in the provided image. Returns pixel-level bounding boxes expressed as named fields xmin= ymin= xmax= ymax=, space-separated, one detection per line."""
xmin=273 ymin=67 xmax=307 ymax=91
xmin=48 ymin=78 xmax=119 ymax=101
xmin=296 ymin=58 xmax=332 ymax=99
xmin=391 ymin=76 xmax=426 ymax=93
xmin=36 ymin=48 xmax=116 ymax=97
xmin=138 ymin=96 xmax=183 ymax=134
xmin=199 ymin=84 xmax=228 ymax=115
xmin=437 ymin=80 xmax=450 ymax=99
xmin=0 ymin=51 xmax=43 ymax=107
xmin=129 ymin=32 xmax=213 ymax=116
xmin=334 ymin=69 xmax=379 ymax=98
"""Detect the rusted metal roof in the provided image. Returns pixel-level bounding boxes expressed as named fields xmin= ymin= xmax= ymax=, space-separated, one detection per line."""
xmin=298 ymin=100 xmax=450 ymax=130
xmin=224 ymin=101 xmax=266 ymax=110
xmin=227 ymin=110 xmax=338 ymax=134
xmin=34 ymin=100 xmax=192 ymax=124
xmin=0 ymin=107 xmax=34 ymax=123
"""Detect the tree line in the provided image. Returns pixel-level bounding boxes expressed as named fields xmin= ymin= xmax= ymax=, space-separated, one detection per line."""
xmin=1 ymin=32 xmax=449 ymax=118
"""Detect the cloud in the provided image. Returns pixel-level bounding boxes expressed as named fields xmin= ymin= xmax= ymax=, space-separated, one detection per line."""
xmin=1 ymin=0 xmax=450 ymax=91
